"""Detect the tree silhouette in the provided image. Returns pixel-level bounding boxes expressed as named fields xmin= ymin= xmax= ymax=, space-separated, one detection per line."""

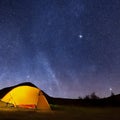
xmin=90 ymin=92 xmax=99 ymax=99
xmin=110 ymin=92 xmax=115 ymax=97
xmin=78 ymin=96 xmax=82 ymax=99
xmin=84 ymin=95 xmax=90 ymax=100
xmin=84 ymin=92 xmax=99 ymax=100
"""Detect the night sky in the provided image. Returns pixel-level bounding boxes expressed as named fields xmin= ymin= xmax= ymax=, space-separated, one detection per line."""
xmin=0 ymin=0 xmax=120 ymax=98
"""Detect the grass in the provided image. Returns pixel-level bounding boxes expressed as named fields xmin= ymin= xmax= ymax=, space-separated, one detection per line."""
xmin=0 ymin=106 xmax=120 ymax=120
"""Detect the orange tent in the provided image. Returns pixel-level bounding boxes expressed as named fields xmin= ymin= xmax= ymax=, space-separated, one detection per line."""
xmin=1 ymin=84 xmax=51 ymax=110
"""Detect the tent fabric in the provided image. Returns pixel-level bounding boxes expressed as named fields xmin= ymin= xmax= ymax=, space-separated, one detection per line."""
xmin=0 ymin=82 xmax=38 ymax=99
xmin=1 ymin=85 xmax=51 ymax=110
xmin=0 ymin=100 xmax=14 ymax=108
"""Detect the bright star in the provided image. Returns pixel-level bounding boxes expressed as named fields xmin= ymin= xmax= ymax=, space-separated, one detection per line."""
xmin=78 ymin=34 xmax=83 ymax=38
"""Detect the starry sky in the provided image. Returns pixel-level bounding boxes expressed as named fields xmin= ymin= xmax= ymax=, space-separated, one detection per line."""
xmin=0 ymin=0 xmax=120 ymax=98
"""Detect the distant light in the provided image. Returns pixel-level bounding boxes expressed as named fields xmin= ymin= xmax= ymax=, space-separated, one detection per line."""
xmin=78 ymin=34 xmax=83 ymax=38
xmin=109 ymin=88 xmax=112 ymax=91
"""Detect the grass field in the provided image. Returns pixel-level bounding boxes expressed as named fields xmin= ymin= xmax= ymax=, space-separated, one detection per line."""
xmin=0 ymin=106 xmax=120 ymax=120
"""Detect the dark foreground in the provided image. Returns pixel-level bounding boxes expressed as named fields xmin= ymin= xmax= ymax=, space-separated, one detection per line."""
xmin=0 ymin=106 xmax=120 ymax=120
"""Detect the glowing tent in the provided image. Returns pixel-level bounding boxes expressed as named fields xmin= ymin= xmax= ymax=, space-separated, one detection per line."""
xmin=1 ymin=83 xmax=51 ymax=110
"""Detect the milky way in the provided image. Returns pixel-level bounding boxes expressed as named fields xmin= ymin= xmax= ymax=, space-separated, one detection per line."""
xmin=0 ymin=0 xmax=120 ymax=98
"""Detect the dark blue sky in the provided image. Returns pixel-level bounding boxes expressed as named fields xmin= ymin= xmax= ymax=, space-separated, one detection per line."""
xmin=0 ymin=0 xmax=120 ymax=98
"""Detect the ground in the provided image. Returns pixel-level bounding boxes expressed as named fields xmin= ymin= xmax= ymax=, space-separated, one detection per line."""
xmin=0 ymin=106 xmax=120 ymax=120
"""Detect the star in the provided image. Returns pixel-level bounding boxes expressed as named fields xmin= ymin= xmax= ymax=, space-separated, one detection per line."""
xmin=26 ymin=75 xmax=30 ymax=79
xmin=78 ymin=34 xmax=83 ymax=39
